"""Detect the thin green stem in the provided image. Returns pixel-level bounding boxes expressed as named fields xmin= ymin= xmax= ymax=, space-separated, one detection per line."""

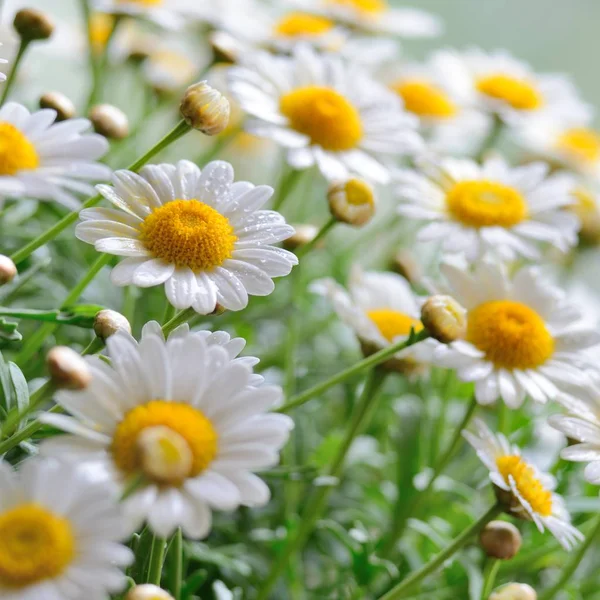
xmin=272 ymin=167 xmax=303 ymax=212
xmin=379 ymin=504 xmax=503 ymax=600
xmin=481 ymin=559 xmax=501 ymax=599
xmin=0 ymin=404 xmax=63 ymax=455
xmin=169 ymin=528 xmax=184 ymax=600
xmin=295 ymin=218 xmax=336 ymax=259
xmin=475 ymin=114 xmax=503 ymax=162
xmin=79 ymin=0 xmax=96 ymax=83
xmin=147 ymin=535 xmax=167 ymax=586
xmin=0 ymin=39 xmax=30 ymax=104
xmin=162 ymin=307 xmax=196 ymax=337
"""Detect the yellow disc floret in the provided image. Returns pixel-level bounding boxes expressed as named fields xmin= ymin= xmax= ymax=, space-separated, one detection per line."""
xmin=556 ymin=127 xmax=600 ymax=165
xmin=117 ymin=0 xmax=162 ymax=5
xmin=367 ymin=309 xmax=423 ymax=342
xmin=476 ymin=74 xmax=543 ymax=111
xmin=112 ymin=400 xmax=218 ymax=484
xmin=89 ymin=13 xmax=115 ymax=54
xmin=140 ymin=200 xmax=237 ymax=272
xmin=496 ymin=455 xmax=553 ymax=516
xmin=446 ymin=180 xmax=528 ymax=228
xmin=0 ymin=503 xmax=75 ymax=587
xmin=0 ymin=122 xmax=39 ymax=176
xmin=393 ymin=80 xmax=457 ymax=119
xmin=280 ymin=86 xmax=363 ymax=151
xmin=275 ymin=13 xmax=334 ymax=37
xmin=467 ymin=300 xmax=554 ymax=370
xmin=329 ymin=0 xmax=387 ymax=14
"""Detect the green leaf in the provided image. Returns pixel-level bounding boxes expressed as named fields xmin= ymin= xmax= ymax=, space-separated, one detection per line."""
xmin=0 ymin=318 xmax=21 ymax=342
xmin=8 ymin=361 xmax=29 ymax=413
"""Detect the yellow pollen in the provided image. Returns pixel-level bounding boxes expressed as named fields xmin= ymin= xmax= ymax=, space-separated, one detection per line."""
xmin=556 ymin=127 xmax=600 ymax=164
xmin=280 ymin=86 xmax=363 ymax=151
xmin=275 ymin=13 xmax=334 ymax=37
xmin=467 ymin=300 xmax=554 ymax=370
xmin=446 ymin=180 xmax=528 ymax=228
xmin=0 ymin=503 xmax=75 ymax=588
xmin=496 ymin=455 xmax=553 ymax=516
xmin=0 ymin=122 xmax=39 ymax=176
xmin=111 ymin=400 xmax=218 ymax=484
xmin=367 ymin=309 xmax=423 ymax=342
xmin=90 ymin=13 xmax=115 ymax=54
xmin=140 ymin=200 xmax=236 ymax=272
xmin=476 ymin=74 xmax=543 ymax=111
xmin=328 ymin=0 xmax=387 ymax=14
xmin=393 ymin=80 xmax=457 ymax=119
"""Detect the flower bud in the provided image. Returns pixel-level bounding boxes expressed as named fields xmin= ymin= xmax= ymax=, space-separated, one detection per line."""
xmin=283 ymin=224 xmax=320 ymax=250
xmin=93 ymin=309 xmax=131 ymax=340
xmin=14 ymin=8 xmax=54 ymax=41
xmin=391 ymin=249 xmax=421 ymax=284
xmin=571 ymin=188 xmax=600 ymax=245
xmin=421 ymin=295 xmax=467 ymax=343
xmin=489 ymin=583 xmax=536 ymax=600
xmin=89 ymin=104 xmax=130 ymax=140
xmin=479 ymin=520 xmax=522 ymax=560
xmin=39 ymin=91 xmax=76 ymax=122
xmin=46 ymin=346 xmax=92 ymax=390
xmin=0 ymin=255 xmax=17 ymax=285
xmin=180 ymin=81 xmax=230 ymax=136
xmin=126 ymin=584 xmax=175 ymax=600
xmin=327 ymin=178 xmax=375 ymax=226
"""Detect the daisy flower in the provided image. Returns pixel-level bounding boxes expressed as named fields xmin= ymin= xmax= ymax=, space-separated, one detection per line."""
xmin=0 ymin=102 xmax=110 ymax=209
xmin=41 ymin=322 xmax=294 ymax=539
xmin=463 ymin=418 xmax=583 ymax=550
xmin=75 ymin=160 xmax=298 ymax=315
xmin=393 ymin=156 xmax=580 ymax=261
xmin=228 ymin=44 xmax=423 ymax=184
xmin=429 ymin=259 xmax=600 ymax=408
xmin=143 ymin=47 xmax=197 ymax=94
xmin=0 ymin=457 xmax=132 ymax=600
xmin=92 ymin=0 xmax=201 ymax=29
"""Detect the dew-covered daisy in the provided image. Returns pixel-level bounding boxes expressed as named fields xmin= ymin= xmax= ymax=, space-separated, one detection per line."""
xmin=228 ymin=44 xmax=423 ymax=184
xmin=430 ymin=259 xmax=600 ymax=408
xmin=76 ymin=160 xmax=297 ymax=314
xmin=394 ymin=156 xmax=580 ymax=260
xmin=0 ymin=458 xmax=132 ymax=600
xmin=0 ymin=102 xmax=110 ymax=209
xmin=41 ymin=322 xmax=293 ymax=538
xmin=463 ymin=419 xmax=583 ymax=550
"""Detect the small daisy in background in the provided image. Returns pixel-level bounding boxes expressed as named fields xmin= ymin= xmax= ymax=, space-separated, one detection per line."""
xmin=142 ymin=46 xmax=198 ymax=95
xmin=92 ymin=0 xmax=205 ymax=29
xmin=76 ymin=160 xmax=297 ymax=314
xmin=394 ymin=156 xmax=580 ymax=260
xmin=0 ymin=458 xmax=132 ymax=600
xmin=228 ymin=44 xmax=423 ymax=184
xmin=464 ymin=418 xmax=583 ymax=550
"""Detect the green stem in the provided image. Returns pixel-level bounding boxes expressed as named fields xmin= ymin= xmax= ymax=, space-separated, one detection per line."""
xmin=256 ymin=369 xmax=388 ymax=600
xmin=0 ymin=39 xmax=30 ymax=104
xmin=79 ymin=0 xmax=96 ymax=86
xmin=295 ymin=218 xmax=336 ymax=259
xmin=0 ymin=404 xmax=63 ymax=455
xmin=162 ymin=307 xmax=196 ymax=337
xmin=379 ymin=504 xmax=502 ymax=600
xmin=475 ymin=114 xmax=503 ymax=162
xmin=147 ymin=535 xmax=167 ymax=586
xmin=272 ymin=167 xmax=303 ymax=212
xmin=481 ymin=559 xmax=500 ymax=599
xmin=539 ymin=513 xmax=600 ymax=600
xmin=169 ymin=528 xmax=184 ymax=600
xmin=277 ymin=330 xmax=430 ymax=413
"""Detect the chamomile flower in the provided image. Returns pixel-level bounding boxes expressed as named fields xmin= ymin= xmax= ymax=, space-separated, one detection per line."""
xmin=143 ymin=47 xmax=197 ymax=95
xmin=0 ymin=102 xmax=110 ymax=209
xmin=75 ymin=160 xmax=297 ymax=314
xmin=228 ymin=44 xmax=423 ymax=184
xmin=394 ymin=156 xmax=580 ymax=261
xmin=0 ymin=458 xmax=132 ymax=600
xmin=463 ymin=419 xmax=583 ymax=550
xmin=430 ymin=259 xmax=600 ymax=408
xmin=92 ymin=0 xmax=200 ymax=29
xmin=41 ymin=322 xmax=293 ymax=539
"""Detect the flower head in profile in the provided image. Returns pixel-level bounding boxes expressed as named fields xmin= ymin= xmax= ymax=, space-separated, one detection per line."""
xmin=0 ymin=458 xmax=132 ymax=599
xmin=429 ymin=259 xmax=600 ymax=408
xmin=228 ymin=44 xmax=423 ymax=184
xmin=76 ymin=160 xmax=297 ymax=314
xmin=41 ymin=322 xmax=293 ymax=539
xmin=394 ymin=156 xmax=580 ymax=261
xmin=0 ymin=102 xmax=110 ymax=209
xmin=464 ymin=418 xmax=583 ymax=550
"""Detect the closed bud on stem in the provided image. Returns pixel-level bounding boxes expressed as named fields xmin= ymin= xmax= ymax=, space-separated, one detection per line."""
xmin=93 ymin=309 xmax=131 ymax=340
xmin=89 ymin=104 xmax=130 ymax=140
xmin=489 ymin=583 xmax=537 ymax=600
xmin=14 ymin=8 xmax=54 ymax=41
xmin=46 ymin=346 xmax=91 ymax=390
xmin=0 ymin=255 xmax=17 ymax=285
xmin=283 ymin=224 xmax=320 ymax=250
xmin=180 ymin=81 xmax=230 ymax=135
xmin=421 ymin=294 xmax=467 ymax=343
xmin=39 ymin=91 xmax=76 ymax=121
xmin=479 ymin=520 xmax=522 ymax=559
xmin=327 ymin=178 xmax=375 ymax=226
xmin=126 ymin=584 xmax=175 ymax=600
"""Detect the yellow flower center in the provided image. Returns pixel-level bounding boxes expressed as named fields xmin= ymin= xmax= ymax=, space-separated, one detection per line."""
xmin=345 ymin=178 xmax=374 ymax=207
xmin=367 ymin=309 xmax=423 ymax=342
xmin=446 ymin=180 xmax=528 ymax=228
xmin=280 ymin=86 xmax=363 ymax=151
xmin=111 ymin=400 xmax=218 ymax=484
xmin=275 ymin=13 xmax=334 ymax=37
xmin=0 ymin=503 xmax=75 ymax=588
xmin=496 ymin=455 xmax=553 ymax=516
xmin=117 ymin=0 xmax=162 ymax=5
xmin=90 ymin=13 xmax=115 ymax=54
xmin=0 ymin=122 xmax=39 ymax=176
xmin=467 ymin=300 xmax=554 ymax=370
xmin=556 ymin=127 xmax=600 ymax=165
xmin=140 ymin=200 xmax=237 ymax=272
xmin=393 ymin=80 xmax=457 ymax=119
xmin=328 ymin=0 xmax=387 ymax=14
xmin=476 ymin=74 xmax=543 ymax=110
